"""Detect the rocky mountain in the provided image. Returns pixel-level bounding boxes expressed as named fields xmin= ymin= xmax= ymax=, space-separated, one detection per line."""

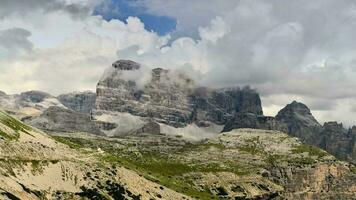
xmin=276 ymin=101 xmax=356 ymax=164
xmin=95 ymin=60 xmax=196 ymax=128
xmin=276 ymin=101 xmax=323 ymax=145
xmin=94 ymin=60 xmax=263 ymax=137
xmin=0 ymin=60 xmax=264 ymax=138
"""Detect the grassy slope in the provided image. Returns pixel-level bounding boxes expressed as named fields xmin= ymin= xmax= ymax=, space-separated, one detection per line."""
xmin=52 ymin=131 xmax=333 ymax=200
xmin=0 ymin=110 xmax=33 ymax=140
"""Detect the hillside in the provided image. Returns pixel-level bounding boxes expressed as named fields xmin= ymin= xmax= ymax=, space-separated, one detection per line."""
xmin=0 ymin=110 xmax=189 ymax=200
xmin=1 ymin=110 xmax=355 ymax=199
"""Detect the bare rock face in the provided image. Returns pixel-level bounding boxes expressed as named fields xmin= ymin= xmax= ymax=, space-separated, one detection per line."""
xmin=276 ymin=101 xmax=323 ymax=145
xmin=57 ymin=91 xmax=96 ymax=113
xmin=190 ymin=87 xmax=263 ymax=125
xmin=27 ymin=106 xmax=103 ymax=135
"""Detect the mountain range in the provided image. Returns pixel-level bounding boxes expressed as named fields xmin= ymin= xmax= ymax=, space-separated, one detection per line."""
xmin=0 ymin=60 xmax=355 ymax=199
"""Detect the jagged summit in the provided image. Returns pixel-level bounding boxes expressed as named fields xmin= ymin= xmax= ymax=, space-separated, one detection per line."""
xmin=276 ymin=100 xmax=321 ymax=128
xmin=275 ymin=101 xmax=322 ymax=144
xmin=112 ymin=59 xmax=141 ymax=70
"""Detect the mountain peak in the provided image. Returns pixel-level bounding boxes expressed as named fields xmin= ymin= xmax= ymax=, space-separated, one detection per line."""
xmin=276 ymin=101 xmax=322 ymax=144
xmin=112 ymin=59 xmax=141 ymax=70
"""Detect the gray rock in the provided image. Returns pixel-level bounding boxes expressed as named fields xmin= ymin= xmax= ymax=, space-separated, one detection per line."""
xmin=58 ymin=91 xmax=96 ymax=113
xmin=27 ymin=106 xmax=104 ymax=135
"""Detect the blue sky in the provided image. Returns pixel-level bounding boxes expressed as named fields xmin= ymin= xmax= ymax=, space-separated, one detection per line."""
xmin=93 ymin=0 xmax=177 ymax=35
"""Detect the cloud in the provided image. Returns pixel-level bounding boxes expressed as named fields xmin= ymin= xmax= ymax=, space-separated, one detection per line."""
xmin=0 ymin=0 xmax=97 ymax=19
xmin=135 ymin=0 xmax=240 ymax=38
xmin=0 ymin=28 xmax=33 ymax=58
xmin=0 ymin=0 xmax=166 ymax=94
xmin=115 ymin=0 xmax=356 ymax=126
xmin=0 ymin=0 xmax=356 ymax=126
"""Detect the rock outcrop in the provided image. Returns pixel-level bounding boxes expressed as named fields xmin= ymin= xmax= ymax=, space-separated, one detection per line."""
xmin=57 ymin=91 xmax=96 ymax=113
xmin=27 ymin=106 xmax=103 ymax=135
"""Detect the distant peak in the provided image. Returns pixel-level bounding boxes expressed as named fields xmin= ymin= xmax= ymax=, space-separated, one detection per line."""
xmin=276 ymin=100 xmax=320 ymax=127
xmin=20 ymin=90 xmax=52 ymax=99
xmin=286 ymin=101 xmax=310 ymax=111
xmin=112 ymin=60 xmax=140 ymax=70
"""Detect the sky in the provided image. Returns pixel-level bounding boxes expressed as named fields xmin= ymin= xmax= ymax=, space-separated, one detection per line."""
xmin=0 ymin=0 xmax=356 ymax=126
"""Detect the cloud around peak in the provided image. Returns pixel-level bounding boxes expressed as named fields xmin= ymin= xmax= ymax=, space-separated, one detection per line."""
xmin=0 ymin=0 xmax=356 ymax=126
